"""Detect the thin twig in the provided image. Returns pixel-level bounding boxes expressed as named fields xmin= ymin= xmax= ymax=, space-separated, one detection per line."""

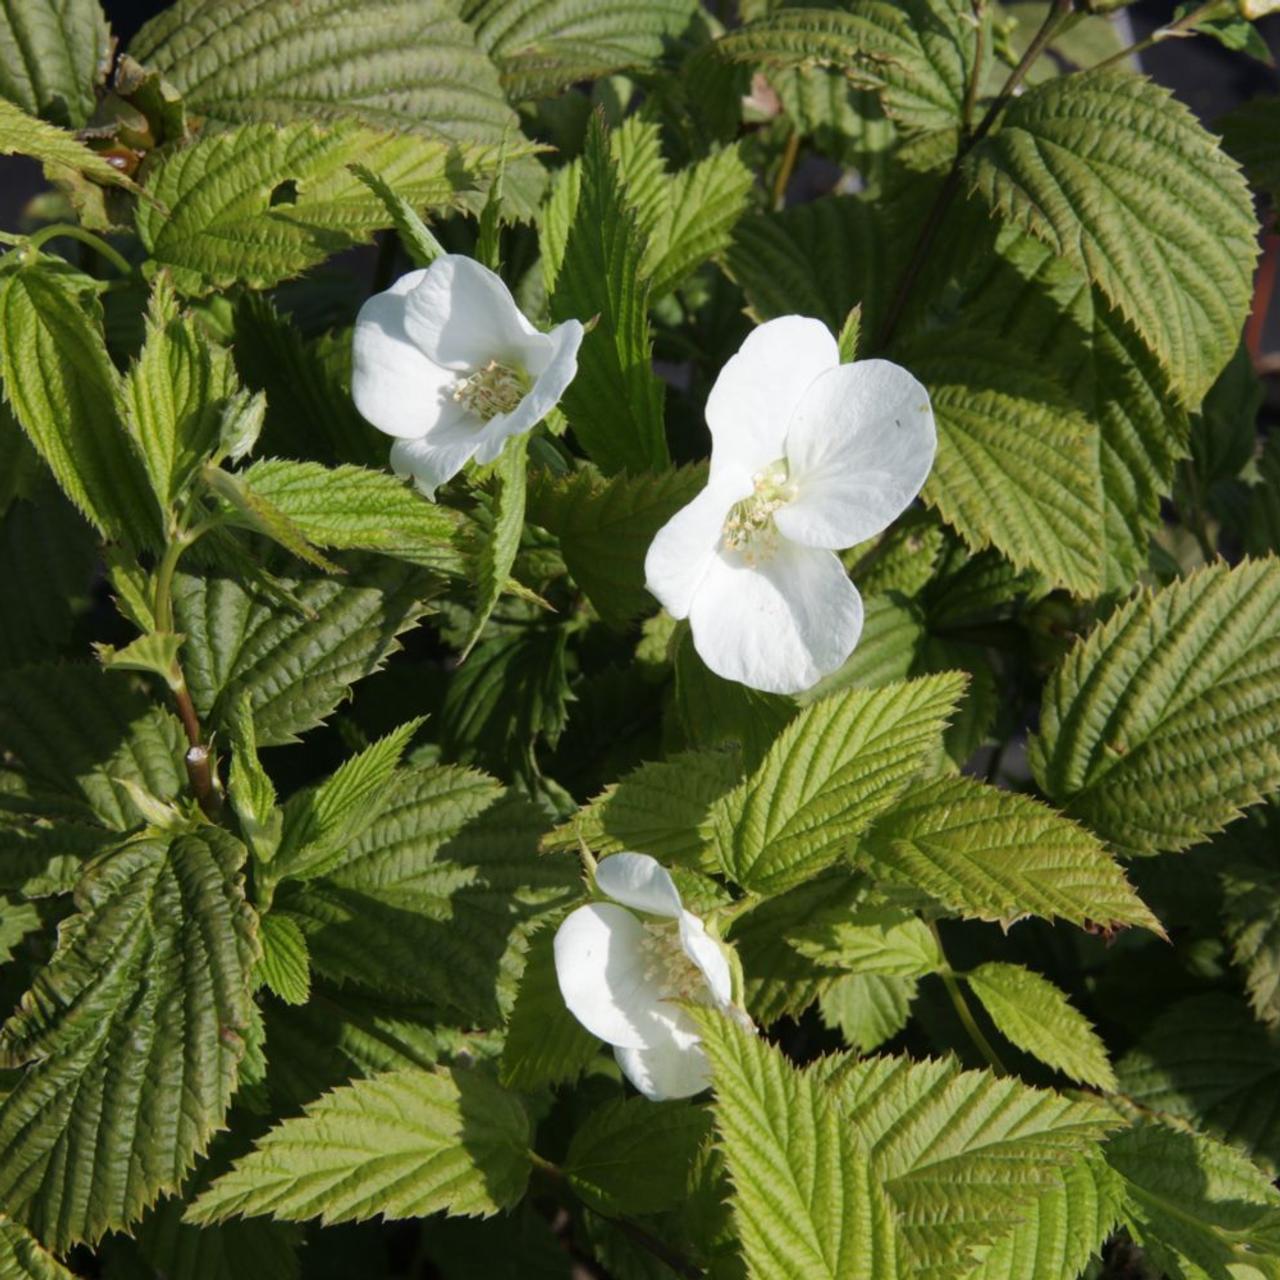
xmin=930 ymin=922 xmax=1008 ymax=1076
xmin=772 ymin=129 xmax=801 ymax=211
xmin=1091 ymin=0 xmax=1223 ymax=73
xmin=962 ymin=0 xmax=990 ymax=138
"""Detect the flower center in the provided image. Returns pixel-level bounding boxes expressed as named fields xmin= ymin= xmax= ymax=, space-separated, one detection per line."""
xmin=637 ymin=921 xmax=707 ymax=1003
xmin=721 ymin=459 xmax=796 ymax=558
xmin=452 ymin=359 xmax=529 ymax=421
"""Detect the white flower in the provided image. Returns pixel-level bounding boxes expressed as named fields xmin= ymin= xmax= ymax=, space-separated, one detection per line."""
xmin=644 ymin=316 xmax=936 ymax=695
xmin=351 ymin=254 xmax=584 ymax=497
xmin=554 ymin=852 xmax=746 ymax=1101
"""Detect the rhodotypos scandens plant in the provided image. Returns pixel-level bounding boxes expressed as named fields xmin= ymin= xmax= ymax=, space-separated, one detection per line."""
xmin=351 ymin=254 xmax=584 ymax=496
xmin=554 ymin=853 xmax=750 ymax=1100
xmin=645 ymin=316 xmax=937 ymax=694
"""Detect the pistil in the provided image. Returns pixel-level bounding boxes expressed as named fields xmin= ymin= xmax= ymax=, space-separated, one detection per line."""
xmin=722 ymin=459 xmax=796 ymax=559
xmin=452 ymin=359 xmax=529 ymax=421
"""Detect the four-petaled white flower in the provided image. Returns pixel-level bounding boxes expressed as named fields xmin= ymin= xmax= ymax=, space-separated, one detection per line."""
xmin=351 ymin=254 xmax=584 ymax=497
xmin=644 ymin=316 xmax=937 ymax=695
xmin=554 ymin=852 xmax=747 ymax=1101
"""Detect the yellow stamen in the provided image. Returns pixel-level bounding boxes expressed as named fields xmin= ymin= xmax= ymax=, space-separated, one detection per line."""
xmin=452 ymin=359 xmax=529 ymax=421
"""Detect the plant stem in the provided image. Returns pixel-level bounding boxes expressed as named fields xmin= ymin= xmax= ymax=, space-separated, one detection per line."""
xmin=930 ymin=922 xmax=1007 ymax=1076
xmin=23 ymin=223 xmax=133 ymax=276
xmin=1091 ymin=0 xmax=1225 ymax=73
xmin=876 ymin=0 xmax=1073 ymax=349
xmin=772 ymin=129 xmax=801 ymax=211
xmin=962 ymin=0 xmax=990 ymax=138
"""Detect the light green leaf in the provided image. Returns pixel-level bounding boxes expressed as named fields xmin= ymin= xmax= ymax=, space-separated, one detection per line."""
xmin=965 ymin=69 xmax=1258 ymax=405
xmin=709 ymin=672 xmax=966 ymax=893
xmin=1117 ymin=995 xmax=1280 ymax=1171
xmin=544 ymin=749 xmax=737 ymax=872
xmin=711 ymin=0 xmax=975 ymax=132
xmin=858 ymin=775 xmax=1159 ymax=932
xmin=1105 ymin=1119 xmax=1280 ymax=1280
xmin=204 ymin=465 xmax=341 ymax=573
xmin=526 ymin=462 xmax=706 ymax=628
xmin=187 ymin=1065 xmax=531 ymax=1226
xmin=819 ymin=972 xmax=917 ymax=1054
xmin=0 ymin=97 xmax=139 ymax=192
xmin=547 ymin=115 xmax=667 ymax=476
xmin=0 ymin=1215 xmax=77 ymax=1280
xmin=963 ymin=1149 xmax=1122 ymax=1280
xmin=1030 ymin=558 xmax=1280 ymax=855
xmin=135 ymin=121 xmax=506 ymax=294
xmin=258 ymin=912 xmax=311 ymax=1007
xmin=499 ymin=928 xmax=599 ymax=1092
xmin=1222 ymin=858 xmax=1280 ymax=1026
xmin=121 ymin=274 xmax=241 ymax=511
xmin=898 ymin=330 xmax=1104 ymax=595
xmin=965 ymin=961 xmax=1116 ymax=1091
xmin=463 ymin=0 xmax=699 ymax=99
xmin=96 ymin=631 xmax=185 ymax=691
xmin=225 ymin=692 xmax=279 ymax=861
xmin=272 ymin=718 xmax=424 ymax=882
xmin=0 ymin=827 xmax=258 ymax=1249
xmin=0 ymin=663 xmax=186 ymax=830
xmin=0 ymin=0 xmax=110 ymax=126
xmin=461 ymin=433 xmax=528 ymax=657
xmin=233 ymin=459 xmax=466 ymax=576
xmin=1221 ymin=95 xmax=1280 ymax=203
xmin=279 ymin=766 xmax=576 ymax=1024
xmin=349 ymin=164 xmax=446 ymax=268
xmin=791 ymin=907 xmax=942 ymax=978
xmin=0 ymin=265 xmax=158 ymax=546
xmin=694 ymin=1008 xmax=903 ymax=1280
xmin=566 ymin=1096 xmax=712 ymax=1216
xmin=827 ymin=1052 xmax=1122 ymax=1277
xmin=171 ymin=554 xmax=432 ymax=747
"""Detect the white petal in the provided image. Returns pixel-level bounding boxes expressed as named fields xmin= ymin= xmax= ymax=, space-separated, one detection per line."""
xmin=389 ymin=427 xmax=483 ymax=499
xmin=778 ymin=359 xmax=936 ymax=549
xmin=351 ymin=272 xmax=467 ymax=440
xmin=688 ymin=541 xmax=863 ymax=694
xmin=553 ymin=903 xmax=677 ymax=1050
xmin=596 ymin=852 xmax=684 ymax=918
xmin=614 ymin=1028 xmax=711 ymax=1101
xmin=644 ymin=466 xmax=754 ymax=621
xmin=704 ymin=316 xmax=838 ymax=481
xmin=402 ymin=254 xmax=538 ymax=372
xmin=678 ymin=911 xmax=732 ymax=1007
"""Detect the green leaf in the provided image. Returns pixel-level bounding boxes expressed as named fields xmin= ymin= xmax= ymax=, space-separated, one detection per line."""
xmin=0 ymin=97 xmax=139 ymax=193
xmin=129 ymin=0 xmax=528 ymax=188
xmin=0 ymin=663 xmax=186 ymax=830
xmin=964 ymin=69 xmax=1258 ymax=405
xmin=1221 ymin=95 xmax=1280 ymax=203
xmin=258 ymin=912 xmax=311 ymax=1007
xmin=0 ymin=820 xmax=112 ymax=898
xmin=461 ymin=434 xmax=528 ymax=657
xmin=0 ymin=1215 xmax=77 ymax=1280
xmin=187 ymin=1065 xmax=531 ymax=1226
xmin=1105 ymin=1119 xmax=1280 ymax=1280
xmin=96 ymin=631 xmax=185 ymax=691
xmin=819 ymin=972 xmax=916 ymax=1054
xmin=790 ymin=907 xmax=942 ymax=978
xmin=0 ymin=0 xmax=110 ymax=126
xmin=547 ymin=115 xmax=667 ymax=475
xmin=545 ymin=749 xmax=737 ymax=872
xmin=1116 ymin=995 xmax=1280 ymax=1171
xmin=566 ymin=1096 xmax=712 ymax=1216
xmin=827 ymin=1052 xmax=1122 ymax=1277
xmin=279 ymin=766 xmax=576 ymax=1024
xmin=273 ymin=718 xmax=424 ymax=882
xmin=527 ymin=462 xmax=706 ymax=628
xmin=225 ymin=692 xmax=279 ymax=861
xmin=349 ymin=164 xmax=446 ymax=268
xmin=462 ymin=0 xmax=700 ymax=99
xmin=0 ymin=827 xmax=258 ymax=1249
xmin=693 ymin=1009 xmax=903 ymax=1280
xmin=965 ymin=961 xmax=1116 ymax=1091
xmin=0 ymin=894 xmax=40 ymax=964
xmin=963 ymin=1149 xmax=1122 ymax=1280
xmin=233 ymin=459 xmax=466 ymax=576
xmin=203 ymin=465 xmax=341 ymax=573
xmin=709 ymin=672 xmax=966 ymax=893
xmin=799 ymin=595 xmax=926 ymax=703
xmin=711 ymin=0 xmax=975 ymax=132
xmin=127 ymin=1194 xmax=301 ymax=1280
xmin=1222 ymin=858 xmax=1280 ymax=1026
xmin=499 ymin=928 xmax=599 ymax=1092
xmin=135 ymin=121 xmax=504 ymax=294
xmin=858 ymin=775 xmax=1159 ymax=932
xmin=0 ymin=265 xmax=158 ymax=546
xmin=171 ymin=554 xmax=432 ymax=746
xmin=898 ymin=330 xmax=1105 ymax=595
xmin=1029 ymin=558 xmax=1280 ymax=855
